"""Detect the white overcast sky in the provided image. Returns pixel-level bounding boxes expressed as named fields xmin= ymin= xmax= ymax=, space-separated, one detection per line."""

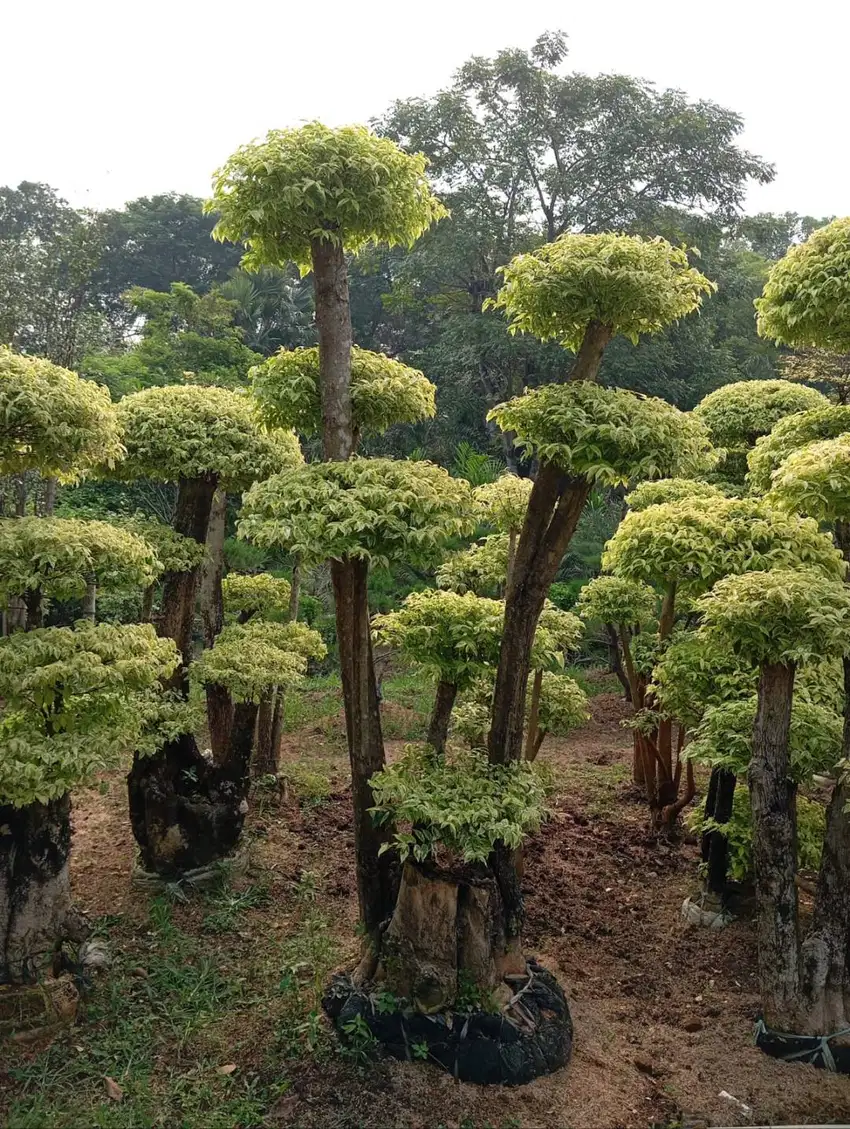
xmin=3 ymin=0 xmax=847 ymax=218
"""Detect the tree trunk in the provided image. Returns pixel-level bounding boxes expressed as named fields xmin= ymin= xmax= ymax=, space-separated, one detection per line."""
xmin=253 ymin=687 xmax=279 ymax=775
xmin=524 ymin=669 xmax=543 ymax=761
xmin=198 ymin=489 xmax=226 ymax=650
xmin=82 ymin=576 xmax=97 ymax=622
xmin=332 ymin=557 xmax=395 ymax=947
xmin=158 ymin=474 xmax=219 ymax=695
xmin=565 ymin=320 xmax=613 ymax=384
xmin=427 ymin=680 xmax=458 ymax=755
xmin=141 ymin=584 xmax=155 ymax=623
xmin=42 ymin=477 xmax=57 ymax=517
xmin=289 ymin=558 xmax=302 ymax=621
xmin=799 ymin=655 xmax=850 ymax=1033
xmin=206 ymin=683 xmax=234 ymax=764
xmin=0 ymin=795 xmax=73 ymax=984
xmin=24 ymin=588 xmax=43 ymax=631
xmin=606 ymin=623 xmax=630 ymax=700
xmin=705 ymin=768 xmax=736 ymax=897
xmin=311 ymin=236 xmax=393 ymax=952
xmin=749 ymin=661 xmax=801 ymax=1030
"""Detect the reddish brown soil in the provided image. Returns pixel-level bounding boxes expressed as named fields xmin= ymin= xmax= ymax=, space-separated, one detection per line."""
xmin=52 ymin=695 xmax=850 ymax=1126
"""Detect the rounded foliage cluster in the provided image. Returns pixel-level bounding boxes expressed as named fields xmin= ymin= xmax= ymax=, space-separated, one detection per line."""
xmin=222 ymin=572 xmax=292 ymax=620
xmin=698 ymin=568 xmax=850 ymax=665
xmin=536 ymin=671 xmax=590 ymax=737
xmin=0 ymin=517 xmax=159 ymax=603
xmin=209 ymin=122 xmax=447 ymax=271
xmin=191 ymin=621 xmax=312 ymax=703
xmin=473 ymin=475 xmax=533 ymax=533
xmin=491 ymin=234 xmax=714 ymax=350
xmin=748 ymin=406 xmax=850 ymax=494
xmin=651 ymin=631 xmax=756 ymax=731
xmin=436 ymin=535 xmax=510 ymax=597
xmin=112 ymin=384 xmax=302 ymax=488
xmin=574 ymin=574 xmax=657 ymax=628
xmin=252 ymin=346 xmax=436 ymax=437
xmin=768 ymin=435 xmax=850 ymax=523
xmin=603 ymin=497 xmax=846 ymax=592
xmin=756 ymin=218 xmax=850 ymax=352
xmin=115 ymin=514 xmax=207 ymax=574
xmin=489 ymin=383 xmax=715 ymax=485
xmin=370 ymin=744 xmax=551 ymax=864
xmin=693 ymin=379 xmax=828 ymax=452
xmin=0 ymin=346 xmax=123 ymax=480
xmin=626 ymin=477 xmax=725 ymax=511
xmin=239 ymin=457 xmax=476 ymax=568
xmin=0 ymin=623 xmax=179 ymax=806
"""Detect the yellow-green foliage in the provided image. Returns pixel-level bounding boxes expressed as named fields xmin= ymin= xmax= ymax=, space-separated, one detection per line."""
xmin=473 ymin=475 xmax=533 ymax=533
xmin=768 ymin=435 xmax=850 ymax=523
xmin=252 ymin=346 xmax=435 ymax=437
xmin=490 ymin=234 xmax=713 ymax=349
xmin=756 ymin=218 xmax=850 ymax=352
xmin=693 ymin=379 xmax=827 ymax=453
xmin=698 ymin=568 xmax=850 ymax=666
xmin=373 ymin=590 xmax=505 ymax=689
xmin=112 ymin=384 xmax=302 ymax=488
xmin=536 ymin=603 xmax=584 ymax=663
xmin=370 ymin=744 xmax=550 ymax=863
xmin=0 ymin=517 xmax=159 ymax=604
xmin=115 ymin=514 xmax=207 ymax=574
xmin=436 ymin=535 xmax=510 ymax=597
xmin=489 ymin=383 xmax=715 ymax=484
xmin=239 ymin=457 xmax=476 ymax=568
xmin=209 ymin=122 xmax=447 ymax=272
xmin=0 ymin=623 xmax=179 ymax=806
xmin=603 ymin=497 xmax=846 ymax=592
xmin=574 ymin=574 xmax=657 ymax=628
xmin=651 ymin=630 xmax=756 ymax=731
xmin=222 ymin=572 xmax=292 ymax=620
xmin=0 ymin=346 xmax=123 ymax=480
xmin=536 ymin=671 xmax=590 ymax=737
xmin=191 ymin=621 xmax=313 ymax=703
xmin=748 ymin=406 xmax=850 ymax=494
xmin=626 ymin=477 xmax=725 ymax=510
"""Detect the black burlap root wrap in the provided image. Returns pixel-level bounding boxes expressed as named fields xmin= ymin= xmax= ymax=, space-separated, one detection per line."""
xmin=755 ymin=1017 xmax=850 ymax=1073
xmin=323 ymin=958 xmax=573 ymax=1085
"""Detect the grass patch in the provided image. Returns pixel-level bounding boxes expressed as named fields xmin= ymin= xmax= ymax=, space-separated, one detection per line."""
xmin=565 ymin=664 xmax=622 ymax=698
xmin=556 ymin=759 xmax=631 ymax=817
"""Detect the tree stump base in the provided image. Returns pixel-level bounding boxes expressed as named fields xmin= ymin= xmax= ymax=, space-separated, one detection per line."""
xmin=681 ymin=892 xmax=735 ymax=930
xmin=323 ymin=957 xmax=572 ymax=1085
xmin=0 ymin=975 xmax=79 ymax=1043
xmin=131 ymin=845 xmax=250 ymax=892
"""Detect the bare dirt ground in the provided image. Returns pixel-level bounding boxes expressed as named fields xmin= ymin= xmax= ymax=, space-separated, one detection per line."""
xmin=5 ymin=691 xmax=850 ymax=1128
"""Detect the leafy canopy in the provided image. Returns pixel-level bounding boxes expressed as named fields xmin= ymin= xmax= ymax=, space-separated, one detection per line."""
xmin=490 ymin=234 xmax=713 ymax=349
xmin=191 ymin=621 xmax=317 ymax=703
xmin=473 ymin=475 xmax=533 ymax=533
xmin=238 ymin=457 xmax=476 ymax=569
xmin=489 ymin=383 xmax=715 ymax=484
xmin=698 ymin=568 xmax=850 ymax=665
xmin=603 ymin=497 xmax=846 ymax=592
xmin=113 ymin=513 xmax=207 ymax=574
xmin=768 ymin=435 xmax=850 ymax=523
xmin=370 ymin=745 xmax=550 ymax=864
xmin=536 ymin=671 xmax=590 ymax=738
xmin=0 ymin=517 xmax=159 ymax=603
xmin=626 ymin=477 xmax=725 ymax=511
xmin=436 ymin=535 xmax=510 ymax=597
xmin=0 ymin=346 xmax=123 ymax=480
xmin=0 ymin=623 xmax=179 ymax=806
xmin=111 ymin=384 xmax=302 ymax=488
xmin=208 ymin=122 xmax=447 ymax=272
xmin=756 ymin=218 xmax=850 ymax=352
xmin=574 ymin=574 xmax=657 ymax=628
xmin=748 ymin=405 xmax=850 ymax=494
xmin=693 ymin=378 xmax=828 ymax=452
xmin=222 ymin=572 xmax=292 ymax=620
xmin=252 ymin=346 xmax=436 ymax=437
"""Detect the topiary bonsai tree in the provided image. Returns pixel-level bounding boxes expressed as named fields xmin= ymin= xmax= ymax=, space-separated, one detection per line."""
xmin=105 ymin=383 xmax=302 ymax=876
xmin=209 ymin=124 xmax=445 ymax=969
xmin=239 ymin=456 xmax=475 ymax=940
xmin=0 ymin=623 xmax=179 ymax=996
xmin=436 ymin=535 xmax=511 ymax=599
xmin=693 ymin=379 xmax=828 ymax=486
xmin=113 ymin=513 xmax=208 ymax=623
xmin=747 ymin=405 xmax=850 ymax=494
xmin=472 ymin=474 xmax=533 ymax=586
xmin=0 ymin=516 xmax=159 ymax=628
xmin=698 ymin=569 xmax=850 ymax=1037
xmin=625 ymin=477 xmax=726 ymax=511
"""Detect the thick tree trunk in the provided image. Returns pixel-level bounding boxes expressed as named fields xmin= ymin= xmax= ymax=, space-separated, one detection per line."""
xmin=253 ymin=687 xmax=279 ymax=776
xmin=799 ymin=655 xmax=850 ymax=1032
xmin=749 ymin=661 xmax=801 ymax=1030
xmin=206 ymin=683 xmax=234 ymax=764
xmin=332 ymin=557 xmax=395 ymax=946
xmin=1 ymin=796 xmax=73 ymax=984
xmin=158 ymin=474 xmax=219 ymax=695
xmin=312 ymin=236 xmax=393 ymax=952
xmin=565 ymin=320 xmax=613 ymax=383
xmin=705 ymin=768 xmax=737 ymax=897
xmin=82 ymin=576 xmax=97 ymax=622
xmin=42 ymin=477 xmax=57 ymax=517
xmin=198 ymin=489 xmax=226 ymax=650
xmin=427 ymin=679 xmax=458 ymax=755
xmin=24 ymin=588 xmax=43 ymax=631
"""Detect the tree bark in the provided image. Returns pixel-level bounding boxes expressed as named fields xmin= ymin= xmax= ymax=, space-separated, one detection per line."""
xmin=141 ymin=584 xmax=155 ymax=623
xmin=524 ymin=668 xmax=543 ymax=761
xmin=312 ymin=238 xmax=354 ymax=463
xmin=157 ymin=474 xmax=219 ymax=695
xmin=606 ymin=623 xmax=630 ymax=700
xmin=705 ymin=768 xmax=736 ymax=897
xmin=82 ymin=576 xmax=97 ymax=622
xmin=749 ymin=661 xmax=801 ymax=1030
xmin=198 ymin=489 xmax=226 ymax=650
xmin=24 ymin=588 xmax=43 ymax=631
xmin=427 ymin=679 xmax=458 ymax=755
xmin=42 ymin=477 xmax=57 ymax=517
xmin=288 ymin=558 xmax=302 ymax=622
xmin=206 ymin=683 xmax=234 ymax=764
xmin=0 ymin=795 xmax=73 ymax=984
xmin=253 ymin=687 xmax=278 ymax=776
xmin=565 ymin=320 xmax=613 ymax=384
